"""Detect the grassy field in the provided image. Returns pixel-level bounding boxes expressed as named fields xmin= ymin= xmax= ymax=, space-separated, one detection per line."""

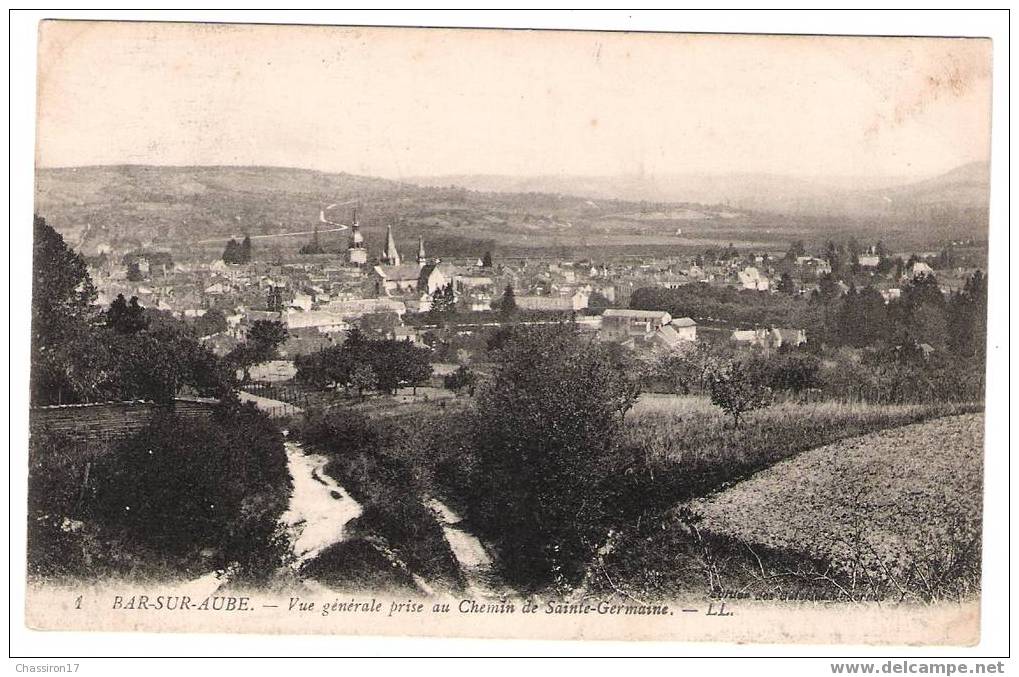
xmin=587 ymin=396 xmax=983 ymax=601
xmin=687 ymin=413 xmax=984 ymax=602
xmin=620 ymin=394 xmax=981 ymax=514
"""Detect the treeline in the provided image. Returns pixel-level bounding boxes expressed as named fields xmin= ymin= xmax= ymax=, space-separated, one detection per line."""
xmin=629 ymin=284 xmax=820 ymax=330
xmin=29 ymin=216 xmax=291 ymax=581
xmin=629 ymin=270 xmax=987 ymax=360
xmin=31 ymin=217 xmax=228 ymax=405
xmin=222 ymin=235 xmax=252 ymax=264
xmin=293 ymin=328 xmax=432 ymax=397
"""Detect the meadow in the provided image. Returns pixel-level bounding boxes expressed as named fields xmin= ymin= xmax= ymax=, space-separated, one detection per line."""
xmin=619 ymin=394 xmax=981 ymax=514
xmin=586 ymin=396 xmax=983 ymax=601
xmin=687 ymin=413 xmax=984 ymax=603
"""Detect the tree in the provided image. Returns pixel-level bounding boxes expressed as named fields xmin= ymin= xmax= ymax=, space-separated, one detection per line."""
xmin=222 ymin=239 xmax=240 ymax=264
xmin=835 ymin=286 xmax=888 ymax=347
xmin=193 ymin=308 xmax=228 ymax=337
xmin=482 ymin=251 xmax=493 ymax=268
xmin=824 ymin=240 xmax=842 ymax=274
xmin=357 ymin=312 xmax=400 ymax=340
xmin=709 ymin=360 xmax=772 ymax=428
xmin=777 ymin=271 xmax=796 ymax=295
xmin=106 ymin=294 xmax=149 ymax=334
xmin=126 ymin=262 xmax=145 ymax=281
xmin=429 ymin=282 xmax=457 ymax=318
xmin=947 ymin=270 xmax=987 ymax=358
xmin=443 ymin=365 xmax=478 ymax=395
xmin=31 ymin=216 xmax=101 ymax=404
xmin=240 ymin=235 xmax=252 ymax=263
xmin=784 ymin=240 xmax=806 ymax=262
xmin=587 ymin=291 xmax=613 ymax=309
xmin=350 ymin=362 xmax=377 ymax=401
xmin=499 ymin=284 xmax=517 ymax=317
xmin=227 ymin=320 xmax=288 ymax=380
xmin=246 ymin=320 xmax=289 ymax=361
xmin=466 ymin=324 xmax=640 ymax=585
xmin=767 ymin=353 xmax=821 ymax=394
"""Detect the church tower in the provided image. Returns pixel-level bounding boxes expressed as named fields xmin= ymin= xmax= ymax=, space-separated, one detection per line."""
xmin=380 ymin=224 xmax=401 ymax=266
xmin=417 ymin=237 xmax=427 ymax=265
xmin=347 ymin=209 xmax=367 ymax=265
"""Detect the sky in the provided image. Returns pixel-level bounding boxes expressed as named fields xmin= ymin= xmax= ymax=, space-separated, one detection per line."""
xmin=35 ymin=21 xmax=993 ymax=181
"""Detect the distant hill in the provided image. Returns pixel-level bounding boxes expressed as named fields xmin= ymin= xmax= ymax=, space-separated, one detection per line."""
xmin=408 ymin=163 xmax=990 ymax=234
xmin=34 ymin=163 xmax=987 ymax=261
xmin=34 ymin=165 xmax=420 ymax=255
xmin=36 ymin=165 xmax=758 ymax=260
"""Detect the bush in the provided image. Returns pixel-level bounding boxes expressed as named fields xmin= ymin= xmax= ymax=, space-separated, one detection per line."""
xmin=85 ymin=402 xmax=292 ymax=580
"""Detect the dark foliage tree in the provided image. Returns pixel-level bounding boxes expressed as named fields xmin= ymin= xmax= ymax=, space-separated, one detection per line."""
xmin=764 ymin=352 xmax=821 ymax=394
xmin=222 ymin=236 xmax=252 ymax=264
xmin=482 ymin=251 xmax=493 ymax=268
xmin=587 ymin=291 xmax=613 ymax=309
xmin=429 ymin=282 xmax=457 ymax=318
xmin=465 ymin=324 xmax=640 ymax=585
xmin=106 ymin=294 xmax=150 ymax=334
xmin=349 ymin=362 xmax=377 ymax=401
xmin=784 ymin=240 xmax=806 ymax=262
xmin=499 ymin=284 xmax=517 ymax=317
xmin=357 ymin=312 xmax=401 ymax=340
xmin=834 ymin=286 xmax=888 ymax=347
xmin=777 ymin=271 xmax=796 ymax=295
xmin=947 ymin=270 xmax=987 ymax=358
xmin=226 ymin=320 xmax=288 ymax=380
xmin=193 ymin=308 xmax=228 ymax=337
xmin=31 ymin=216 xmax=101 ymax=404
xmin=126 ymin=262 xmax=144 ymax=281
xmin=443 ymin=365 xmax=478 ymax=395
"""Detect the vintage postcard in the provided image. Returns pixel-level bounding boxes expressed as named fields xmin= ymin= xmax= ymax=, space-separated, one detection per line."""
xmin=25 ymin=20 xmax=993 ymax=644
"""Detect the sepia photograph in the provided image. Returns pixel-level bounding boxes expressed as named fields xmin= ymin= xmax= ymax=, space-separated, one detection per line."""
xmin=12 ymin=11 xmax=1007 ymax=660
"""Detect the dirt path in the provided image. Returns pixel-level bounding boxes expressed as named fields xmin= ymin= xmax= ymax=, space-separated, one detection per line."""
xmin=282 ymin=441 xmax=363 ymax=567
xmin=426 ymin=498 xmax=512 ymax=598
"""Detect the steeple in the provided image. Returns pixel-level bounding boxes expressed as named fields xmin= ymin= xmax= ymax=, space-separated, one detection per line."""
xmin=381 ymin=224 xmax=401 ymax=266
xmin=347 ymin=208 xmax=367 ymax=265
xmin=417 ymin=237 xmax=426 ymax=265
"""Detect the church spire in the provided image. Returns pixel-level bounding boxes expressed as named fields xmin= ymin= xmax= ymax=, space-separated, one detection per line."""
xmin=417 ymin=236 xmax=426 ymax=265
xmin=382 ymin=224 xmax=401 ymax=266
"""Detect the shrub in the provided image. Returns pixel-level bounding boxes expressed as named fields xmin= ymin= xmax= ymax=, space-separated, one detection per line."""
xmin=87 ymin=401 xmax=291 ymax=580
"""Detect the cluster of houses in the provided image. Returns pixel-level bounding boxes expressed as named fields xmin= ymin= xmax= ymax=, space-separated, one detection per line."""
xmin=83 ymin=211 xmax=986 ymax=371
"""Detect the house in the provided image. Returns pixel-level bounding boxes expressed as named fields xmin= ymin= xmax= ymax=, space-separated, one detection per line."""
xmin=652 ymin=321 xmax=698 ymax=350
xmin=389 ymin=325 xmax=426 ymax=347
xmin=601 ymin=309 xmax=673 ymax=341
xmin=731 ymin=327 xmax=806 ymax=351
xmin=880 ymin=288 xmax=902 ymax=303
xmin=671 ymin=317 xmax=698 ymax=342
xmin=283 ymin=309 xmax=348 ymax=333
xmin=908 ymin=261 xmax=935 ymax=278
xmin=370 ymin=264 xmax=425 ymax=296
xmin=858 ymin=254 xmax=881 ymax=268
xmin=418 ymin=264 xmax=450 ymax=295
xmin=515 ymin=295 xmax=576 ymax=312
xmin=738 ymin=266 xmax=770 ymax=291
